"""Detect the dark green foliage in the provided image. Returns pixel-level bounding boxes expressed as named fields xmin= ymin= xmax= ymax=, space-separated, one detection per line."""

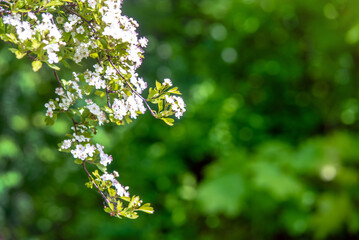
xmin=1 ymin=0 xmax=359 ymax=239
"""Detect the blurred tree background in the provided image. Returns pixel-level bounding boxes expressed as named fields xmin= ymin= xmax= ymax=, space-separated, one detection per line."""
xmin=1 ymin=0 xmax=359 ymax=239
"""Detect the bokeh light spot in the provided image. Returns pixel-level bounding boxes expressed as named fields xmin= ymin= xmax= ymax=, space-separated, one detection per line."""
xmin=323 ymin=3 xmax=338 ymax=19
xmin=221 ymin=47 xmax=238 ymax=63
xmin=210 ymin=23 xmax=227 ymax=41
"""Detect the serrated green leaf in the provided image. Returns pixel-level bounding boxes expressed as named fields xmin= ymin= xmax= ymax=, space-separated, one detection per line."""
xmin=32 ymin=60 xmax=42 ymax=72
xmin=138 ymin=203 xmax=154 ymax=214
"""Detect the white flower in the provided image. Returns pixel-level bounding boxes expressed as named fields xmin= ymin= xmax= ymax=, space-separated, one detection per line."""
xmin=139 ymin=37 xmax=148 ymax=48
xmin=165 ymin=95 xmax=186 ymax=119
xmin=77 ymin=26 xmax=85 ymax=34
xmin=87 ymin=103 xmax=101 ymax=115
xmin=163 ymin=78 xmax=172 ymax=86
xmin=101 ymin=173 xmax=115 ymax=181
xmin=28 ymin=12 xmax=37 ymax=20
xmin=41 ymin=13 xmax=53 ymax=23
xmin=64 ymin=22 xmax=73 ymax=32
xmin=55 ymin=87 xmax=64 ymax=96
xmin=45 ymin=101 xmax=56 ymax=110
xmin=17 ymin=21 xmax=34 ymax=41
xmin=61 ymin=139 xmax=72 ymax=149
xmin=46 ymin=109 xmax=53 ymax=118
xmin=88 ymin=0 xmax=97 ymax=8
xmin=85 ymin=143 xmax=96 ymax=157
xmin=44 ymin=43 xmax=60 ymax=64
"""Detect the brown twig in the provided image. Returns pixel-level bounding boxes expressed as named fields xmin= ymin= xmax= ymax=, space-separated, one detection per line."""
xmin=82 ymin=162 xmax=111 ymax=207
xmin=53 ymin=69 xmax=63 ymax=89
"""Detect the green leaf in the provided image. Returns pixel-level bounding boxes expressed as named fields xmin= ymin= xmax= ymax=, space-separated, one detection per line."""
xmin=15 ymin=50 xmax=26 ymax=59
xmin=104 ymin=207 xmax=112 ymax=213
xmin=155 ymin=81 xmax=162 ymax=90
xmin=95 ymin=90 xmax=106 ymax=98
xmin=160 ymin=117 xmax=174 ymax=126
xmin=125 ymin=116 xmax=132 ymax=124
xmin=168 ymin=87 xmax=181 ymax=95
xmin=61 ymin=59 xmax=71 ymax=69
xmin=138 ymin=203 xmax=154 ymax=214
xmin=108 ymin=188 xmax=116 ymax=197
xmin=158 ymin=100 xmax=164 ymax=112
xmin=46 ymin=62 xmax=60 ymax=70
xmin=92 ymin=170 xmax=101 ymax=179
xmin=85 ymin=181 xmax=93 ymax=189
xmin=8 ymin=48 xmax=18 ymax=54
xmin=45 ymin=116 xmax=55 ymax=126
xmin=83 ymin=85 xmax=92 ymax=95
xmin=96 ymin=163 xmax=107 ymax=173
xmin=74 ymin=158 xmax=83 ymax=165
xmin=45 ymin=1 xmax=65 ymax=7
xmin=32 ymin=61 xmax=42 ymax=72
xmin=120 ymin=196 xmax=131 ymax=202
xmin=128 ymin=196 xmax=140 ymax=208
xmin=147 ymin=87 xmax=157 ymax=100
xmin=90 ymin=52 xmax=99 ymax=59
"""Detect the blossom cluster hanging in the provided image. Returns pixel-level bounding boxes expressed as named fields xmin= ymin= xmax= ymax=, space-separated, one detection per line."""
xmin=0 ymin=0 xmax=186 ymax=219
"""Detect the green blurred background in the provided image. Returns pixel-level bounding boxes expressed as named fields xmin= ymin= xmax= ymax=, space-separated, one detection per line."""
xmin=2 ymin=0 xmax=359 ymax=239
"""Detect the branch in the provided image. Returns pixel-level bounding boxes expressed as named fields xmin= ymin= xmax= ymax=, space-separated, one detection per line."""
xmin=107 ymin=56 xmax=158 ymax=118
xmin=53 ymin=69 xmax=63 ymax=89
xmin=105 ymin=84 xmax=112 ymax=108
xmin=82 ymin=161 xmax=111 ymax=208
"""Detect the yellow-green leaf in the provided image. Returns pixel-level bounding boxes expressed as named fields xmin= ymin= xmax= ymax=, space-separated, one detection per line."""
xmin=138 ymin=203 xmax=154 ymax=214
xmin=155 ymin=81 xmax=162 ymax=90
xmin=15 ymin=50 xmax=26 ymax=59
xmin=161 ymin=117 xmax=174 ymax=126
xmin=32 ymin=60 xmax=42 ymax=72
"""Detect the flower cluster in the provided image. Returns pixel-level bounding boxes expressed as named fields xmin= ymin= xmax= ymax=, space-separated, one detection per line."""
xmin=0 ymin=0 xmax=185 ymax=219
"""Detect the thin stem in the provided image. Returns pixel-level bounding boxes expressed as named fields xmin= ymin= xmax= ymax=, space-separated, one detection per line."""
xmin=106 ymin=85 xmax=112 ymax=108
xmin=107 ymin=55 xmax=158 ymax=118
xmin=53 ymin=69 xmax=63 ymax=89
xmin=71 ymin=118 xmax=78 ymax=135
xmin=82 ymin=162 xmax=111 ymax=207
